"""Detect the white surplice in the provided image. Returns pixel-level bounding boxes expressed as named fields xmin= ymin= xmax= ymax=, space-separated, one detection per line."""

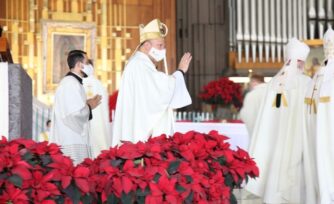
xmin=0 ymin=62 xmax=9 ymax=139
xmin=239 ymin=83 xmax=267 ymax=138
xmin=246 ymin=60 xmax=314 ymax=203
xmin=305 ymin=59 xmax=334 ymax=204
xmin=112 ymin=51 xmax=192 ymax=146
xmin=50 ymin=73 xmax=91 ymax=165
xmin=83 ymin=76 xmax=111 ymax=158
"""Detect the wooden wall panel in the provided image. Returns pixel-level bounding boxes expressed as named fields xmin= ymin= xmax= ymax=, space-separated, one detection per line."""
xmin=177 ymin=0 xmax=230 ymax=110
xmin=0 ymin=0 xmax=176 ymax=105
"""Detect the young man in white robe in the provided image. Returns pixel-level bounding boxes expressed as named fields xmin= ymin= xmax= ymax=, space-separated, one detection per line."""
xmin=245 ymin=38 xmax=315 ymax=203
xmin=112 ymin=19 xmax=192 ymax=146
xmin=83 ymin=59 xmax=111 ymax=158
xmin=305 ymin=27 xmax=334 ymax=204
xmin=239 ymin=74 xmax=266 ymax=138
xmin=50 ymin=50 xmax=102 ymax=165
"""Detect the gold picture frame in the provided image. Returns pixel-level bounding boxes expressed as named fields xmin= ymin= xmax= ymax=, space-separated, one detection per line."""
xmin=42 ymin=20 xmax=96 ymax=93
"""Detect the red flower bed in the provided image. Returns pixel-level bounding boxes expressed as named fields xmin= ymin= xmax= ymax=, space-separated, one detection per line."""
xmin=199 ymin=77 xmax=243 ymax=109
xmin=0 ymin=131 xmax=259 ymax=204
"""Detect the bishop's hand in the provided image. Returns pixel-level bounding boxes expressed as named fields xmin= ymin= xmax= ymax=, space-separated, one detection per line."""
xmin=87 ymin=94 xmax=102 ymax=110
xmin=178 ymin=52 xmax=192 ymax=74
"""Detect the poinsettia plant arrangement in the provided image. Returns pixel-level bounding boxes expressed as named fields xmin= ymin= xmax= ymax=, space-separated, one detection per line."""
xmin=81 ymin=131 xmax=259 ymax=204
xmin=199 ymin=77 xmax=243 ymax=109
xmin=0 ymin=137 xmax=93 ymax=204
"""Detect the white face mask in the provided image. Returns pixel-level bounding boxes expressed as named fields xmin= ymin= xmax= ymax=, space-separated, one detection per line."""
xmin=148 ymin=47 xmax=166 ymax=62
xmin=82 ymin=64 xmax=94 ymax=77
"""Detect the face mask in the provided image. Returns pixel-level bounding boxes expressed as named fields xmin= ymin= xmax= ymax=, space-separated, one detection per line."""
xmin=82 ymin=64 xmax=94 ymax=77
xmin=148 ymin=47 xmax=166 ymax=62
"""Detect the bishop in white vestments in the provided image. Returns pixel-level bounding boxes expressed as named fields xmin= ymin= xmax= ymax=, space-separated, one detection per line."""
xmin=305 ymin=27 xmax=334 ymax=204
xmin=246 ymin=38 xmax=315 ymax=203
xmin=112 ymin=19 xmax=192 ymax=146
xmin=50 ymin=50 xmax=102 ymax=165
xmin=83 ymin=60 xmax=111 ymax=158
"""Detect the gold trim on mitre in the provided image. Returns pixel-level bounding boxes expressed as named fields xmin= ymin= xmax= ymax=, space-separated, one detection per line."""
xmin=139 ymin=19 xmax=168 ymax=43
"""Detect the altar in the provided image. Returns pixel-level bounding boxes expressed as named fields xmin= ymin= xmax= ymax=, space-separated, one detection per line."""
xmin=174 ymin=122 xmax=249 ymax=150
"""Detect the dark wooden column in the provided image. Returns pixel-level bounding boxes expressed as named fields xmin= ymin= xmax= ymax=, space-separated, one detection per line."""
xmin=176 ymin=0 xmax=230 ymax=110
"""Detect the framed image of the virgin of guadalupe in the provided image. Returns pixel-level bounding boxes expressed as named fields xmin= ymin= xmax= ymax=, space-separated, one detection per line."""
xmin=41 ymin=21 xmax=96 ymax=93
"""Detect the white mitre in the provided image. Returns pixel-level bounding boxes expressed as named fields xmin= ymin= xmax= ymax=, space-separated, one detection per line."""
xmin=139 ymin=19 xmax=168 ymax=43
xmin=285 ymin=38 xmax=310 ymax=62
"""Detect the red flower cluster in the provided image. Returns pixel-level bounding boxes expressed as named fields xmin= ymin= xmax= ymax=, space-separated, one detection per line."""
xmin=108 ymin=90 xmax=118 ymax=122
xmin=81 ymin=131 xmax=259 ymax=203
xmin=0 ymin=137 xmax=92 ymax=204
xmin=0 ymin=131 xmax=259 ymax=203
xmin=199 ymin=77 xmax=243 ymax=108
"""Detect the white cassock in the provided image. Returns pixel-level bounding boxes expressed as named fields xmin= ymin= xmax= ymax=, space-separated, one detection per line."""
xmin=112 ymin=51 xmax=192 ymax=146
xmin=246 ymin=60 xmax=314 ymax=203
xmin=239 ymin=83 xmax=267 ymax=138
xmin=83 ymin=76 xmax=111 ymax=158
xmin=305 ymin=59 xmax=334 ymax=204
xmin=50 ymin=73 xmax=91 ymax=165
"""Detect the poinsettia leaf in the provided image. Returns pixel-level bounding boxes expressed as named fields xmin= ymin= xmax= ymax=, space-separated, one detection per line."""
xmin=136 ymin=195 xmax=146 ymax=204
xmin=107 ymin=193 xmax=119 ymax=204
xmin=81 ymin=193 xmax=93 ymax=204
xmin=136 ymin=187 xmax=150 ymax=196
xmin=185 ymin=175 xmax=193 ymax=183
xmin=8 ymin=174 xmax=22 ymax=188
xmin=121 ymin=191 xmax=132 ymax=204
xmin=64 ymin=183 xmax=81 ymax=204
xmin=167 ymin=160 xmax=180 ymax=175
xmin=40 ymin=154 xmax=52 ymax=166
xmin=217 ymin=156 xmax=227 ymax=166
xmin=185 ymin=191 xmax=194 ymax=204
xmin=175 ymin=184 xmax=186 ymax=193
xmin=224 ymin=173 xmax=234 ymax=188
xmin=22 ymin=152 xmax=35 ymax=165
xmin=153 ymin=173 xmax=161 ymax=183
xmin=111 ymin=159 xmax=122 ymax=167
xmin=230 ymin=193 xmax=238 ymax=204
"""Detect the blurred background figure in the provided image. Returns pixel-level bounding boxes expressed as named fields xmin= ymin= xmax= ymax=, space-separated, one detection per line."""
xmin=239 ymin=74 xmax=266 ymax=136
xmin=83 ymin=59 xmax=111 ymax=158
xmin=39 ymin=119 xmax=51 ymax=142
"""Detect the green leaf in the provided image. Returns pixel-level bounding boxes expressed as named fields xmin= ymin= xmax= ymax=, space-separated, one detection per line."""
xmin=224 ymin=173 xmax=234 ymax=188
xmin=81 ymin=194 xmax=93 ymax=204
xmin=185 ymin=191 xmax=193 ymax=204
xmin=40 ymin=154 xmax=52 ymax=166
xmin=153 ymin=173 xmax=161 ymax=183
xmin=106 ymin=193 xmax=119 ymax=204
xmin=217 ymin=156 xmax=226 ymax=166
xmin=175 ymin=184 xmax=186 ymax=193
xmin=185 ymin=175 xmax=193 ymax=183
xmin=167 ymin=160 xmax=180 ymax=175
xmin=64 ymin=183 xmax=81 ymax=204
xmin=22 ymin=152 xmax=35 ymax=166
xmin=121 ymin=191 xmax=132 ymax=204
xmin=111 ymin=159 xmax=122 ymax=167
xmin=8 ymin=174 xmax=22 ymax=188
xmin=230 ymin=193 xmax=238 ymax=204
xmin=136 ymin=187 xmax=150 ymax=196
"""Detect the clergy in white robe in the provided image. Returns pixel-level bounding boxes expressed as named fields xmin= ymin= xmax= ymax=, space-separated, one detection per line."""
xmin=112 ymin=19 xmax=192 ymax=146
xmin=240 ymin=74 xmax=266 ymax=137
xmin=305 ymin=27 xmax=334 ymax=204
xmin=50 ymin=50 xmax=102 ymax=165
xmin=83 ymin=60 xmax=111 ymax=158
xmin=246 ymin=38 xmax=315 ymax=203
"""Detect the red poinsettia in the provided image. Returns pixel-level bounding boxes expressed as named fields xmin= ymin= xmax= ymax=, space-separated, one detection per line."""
xmin=199 ymin=77 xmax=243 ymax=108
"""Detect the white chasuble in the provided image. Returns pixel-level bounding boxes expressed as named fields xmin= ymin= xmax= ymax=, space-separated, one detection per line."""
xmin=112 ymin=51 xmax=191 ymax=146
xmin=50 ymin=73 xmax=91 ymax=165
xmin=246 ymin=61 xmax=313 ymax=203
xmin=83 ymin=76 xmax=111 ymax=158
xmin=239 ymin=83 xmax=267 ymax=137
xmin=313 ymin=59 xmax=334 ymax=204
